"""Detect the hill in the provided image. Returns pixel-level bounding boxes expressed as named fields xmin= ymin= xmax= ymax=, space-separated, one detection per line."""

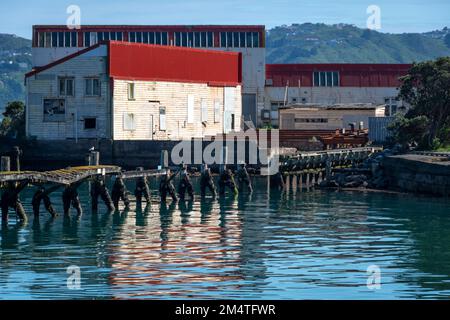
xmin=1 ymin=24 xmax=450 ymax=115
xmin=0 ymin=34 xmax=32 ymax=117
xmin=266 ymin=23 xmax=450 ymax=63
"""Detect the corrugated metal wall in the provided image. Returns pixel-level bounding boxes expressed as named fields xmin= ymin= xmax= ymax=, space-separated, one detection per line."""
xmin=369 ymin=116 xmax=394 ymax=143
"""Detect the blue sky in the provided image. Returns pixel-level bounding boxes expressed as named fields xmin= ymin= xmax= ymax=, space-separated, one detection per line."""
xmin=1 ymin=0 xmax=449 ymax=39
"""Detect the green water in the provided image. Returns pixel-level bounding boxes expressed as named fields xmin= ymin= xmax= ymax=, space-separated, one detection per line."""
xmin=1 ymin=177 xmax=450 ymax=299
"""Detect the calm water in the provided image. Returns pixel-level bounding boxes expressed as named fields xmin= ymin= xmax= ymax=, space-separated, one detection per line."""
xmin=1 ymin=177 xmax=450 ymax=300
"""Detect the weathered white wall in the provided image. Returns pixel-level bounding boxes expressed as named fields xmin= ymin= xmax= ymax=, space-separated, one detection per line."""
xmin=26 ymin=45 xmax=110 ymax=140
xmin=112 ymin=79 xmax=242 ymax=140
xmin=32 ymin=47 xmax=81 ymax=67
xmin=265 ymin=86 xmax=401 ymax=106
xmin=279 ymin=107 xmax=384 ymax=130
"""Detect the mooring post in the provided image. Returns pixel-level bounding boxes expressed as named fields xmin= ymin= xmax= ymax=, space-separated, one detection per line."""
xmin=1 ymin=156 xmax=10 ymax=172
xmin=85 ymin=153 xmax=92 ymax=166
xmin=160 ymin=150 xmax=169 ymax=169
xmin=12 ymin=146 xmax=22 ymax=172
xmin=299 ymin=173 xmax=303 ymax=192
xmin=326 ymin=159 xmax=332 ymax=180
xmin=306 ymin=173 xmax=310 ymax=191
xmin=285 ymin=174 xmax=290 ymax=193
xmin=220 ymin=146 xmax=228 ymax=174
xmin=90 ymin=151 xmax=100 ymax=166
xmin=292 ymin=175 xmax=297 ymax=194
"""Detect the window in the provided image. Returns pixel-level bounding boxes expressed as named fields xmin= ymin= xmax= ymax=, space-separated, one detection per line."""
xmin=187 ymin=94 xmax=195 ymax=124
xmin=182 ymin=32 xmax=188 ymax=47
xmin=143 ymin=32 xmax=149 ymax=44
xmin=220 ymin=32 xmax=226 ymax=47
xmin=129 ymin=32 xmax=136 ymax=42
xmin=233 ymin=32 xmax=239 ymax=47
xmin=71 ymin=32 xmax=77 ymax=47
xmin=65 ymin=32 xmax=71 ymax=47
xmin=194 ymin=32 xmax=200 ymax=47
xmin=127 ymin=83 xmax=135 ymax=100
xmin=123 ymin=113 xmax=135 ymax=131
xmin=117 ymin=32 xmax=123 ymax=41
xmin=39 ymin=32 xmax=45 ymax=47
xmin=85 ymin=78 xmax=100 ymax=96
xmin=227 ymin=32 xmax=233 ymax=47
xmin=156 ymin=32 xmax=162 ymax=45
xmin=201 ymin=99 xmax=208 ymax=122
xmin=214 ymin=100 xmax=221 ymax=123
xmin=84 ymin=118 xmax=97 ymax=129
xmin=159 ymin=106 xmax=166 ymax=131
xmin=45 ymin=32 xmax=51 ymax=47
xmin=295 ymin=118 xmax=329 ymax=123
xmin=313 ymin=71 xmax=339 ymax=87
xmin=239 ymin=32 xmax=246 ymax=48
xmin=252 ymin=32 xmax=259 ymax=48
xmin=43 ymin=99 xmax=65 ymax=122
xmin=104 ymin=32 xmax=110 ymax=41
xmin=58 ymin=32 xmax=64 ymax=47
xmin=201 ymin=32 xmax=207 ymax=47
xmin=246 ymin=32 xmax=252 ymax=48
xmin=59 ymin=77 xmax=74 ymax=97
xmin=188 ymin=32 xmax=194 ymax=47
xmin=175 ymin=32 xmax=181 ymax=46
xmin=148 ymin=32 xmax=155 ymax=44
xmin=52 ymin=32 xmax=58 ymax=47
xmin=84 ymin=32 xmax=91 ymax=47
xmin=384 ymin=97 xmax=398 ymax=116
xmin=161 ymin=32 xmax=168 ymax=45
xmin=207 ymin=32 xmax=213 ymax=47
xmin=136 ymin=32 xmax=142 ymax=43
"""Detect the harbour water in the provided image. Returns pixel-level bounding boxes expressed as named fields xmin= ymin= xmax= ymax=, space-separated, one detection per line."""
xmin=1 ymin=177 xmax=450 ymax=299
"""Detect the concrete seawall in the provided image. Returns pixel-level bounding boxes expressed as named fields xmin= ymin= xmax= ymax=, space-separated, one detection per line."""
xmin=0 ymin=138 xmax=272 ymax=170
xmin=383 ymin=154 xmax=450 ymax=197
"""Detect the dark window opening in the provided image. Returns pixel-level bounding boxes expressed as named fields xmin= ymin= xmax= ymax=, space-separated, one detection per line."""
xmin=84 ymin=118 xmax=97 ymax=129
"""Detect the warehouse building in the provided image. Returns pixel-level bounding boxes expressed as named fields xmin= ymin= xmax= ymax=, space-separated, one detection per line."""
xmin=264 ymin=64 xmax=410 ymax=127
xmin=25 ymin=41 xmax=242 ymax=140
xmin=31 ymin=25 xmax=265 ymax=126
xmin=278 ymin=103 xmax=386 ymax=131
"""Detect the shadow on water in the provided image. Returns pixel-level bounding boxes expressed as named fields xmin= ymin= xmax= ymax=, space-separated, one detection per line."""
xmin=0 ymin=176 xmax=450 ymax=299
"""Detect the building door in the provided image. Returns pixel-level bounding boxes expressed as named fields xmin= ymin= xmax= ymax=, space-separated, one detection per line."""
xmin=242 ymin=93 xmax=257 ymax=127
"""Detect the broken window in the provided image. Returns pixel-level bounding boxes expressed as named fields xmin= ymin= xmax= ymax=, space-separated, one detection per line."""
xmin=84 ymin=118 xmax=97 ymax=129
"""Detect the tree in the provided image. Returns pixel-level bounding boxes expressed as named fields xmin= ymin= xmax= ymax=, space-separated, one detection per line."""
xmin=0 ymin=101 xmax=25 ymax=139
xmin=394 ymin=57 xmax=450 ymax=149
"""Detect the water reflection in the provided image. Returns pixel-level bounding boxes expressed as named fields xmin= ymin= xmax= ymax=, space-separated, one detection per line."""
xmin=0 ymin=177 xmax=450 ymax=299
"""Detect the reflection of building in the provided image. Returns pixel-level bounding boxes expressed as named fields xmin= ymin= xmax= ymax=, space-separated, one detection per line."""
xmin=25 ymin=41 xmax=242 ymax=140
xmin=279 ymin=103 xmax=386 ymax=130
xmin=108 ymin=201 xmax=244 ymax=298
xmin=31 ymin=25 xmax=266 ymax=127
xmin=264 ymin=64 xmax=410 ymax=127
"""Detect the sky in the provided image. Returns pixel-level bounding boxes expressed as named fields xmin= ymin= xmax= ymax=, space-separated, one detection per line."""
xmin=0 ymin=0 xmax=449 ymax=39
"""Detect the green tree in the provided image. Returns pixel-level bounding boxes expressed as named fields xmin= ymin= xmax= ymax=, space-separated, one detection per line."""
xmin=394 ymin=57 xmax=450 ymax=149
xmin=445 ymin=33 xmax=450 ymax=48
xmin=0 ymin=101 xmax=25 ymax=139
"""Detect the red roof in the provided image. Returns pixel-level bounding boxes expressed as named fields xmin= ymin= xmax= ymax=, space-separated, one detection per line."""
xmin=266 ymin=63 xmax=411 ymax=87
xmin=108 ymin=41 xmax=241 ymax=85
xmin=26 ymin=41 xmax=242 ymax=86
